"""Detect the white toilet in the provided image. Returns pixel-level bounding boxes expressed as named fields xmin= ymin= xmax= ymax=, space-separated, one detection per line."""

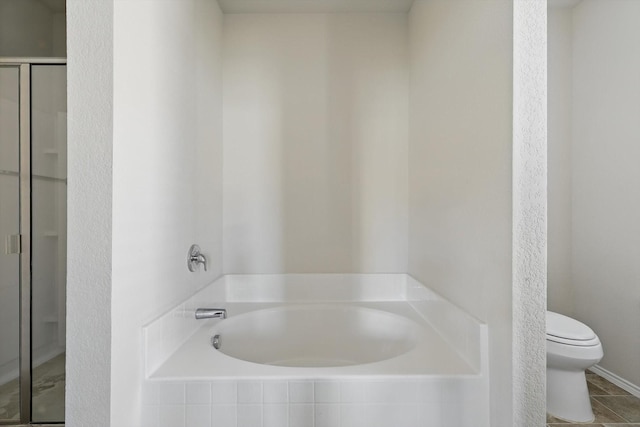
xmin=546 ymin=311 xmax=604 ymax=422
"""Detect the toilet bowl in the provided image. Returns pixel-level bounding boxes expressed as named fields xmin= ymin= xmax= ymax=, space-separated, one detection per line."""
xmin=546 ymin=311 xmax=603 ymax=423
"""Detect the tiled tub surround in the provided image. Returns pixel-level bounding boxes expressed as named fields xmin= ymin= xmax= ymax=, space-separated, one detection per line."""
xmin=142 ymin=275 xmax=489 ymax=427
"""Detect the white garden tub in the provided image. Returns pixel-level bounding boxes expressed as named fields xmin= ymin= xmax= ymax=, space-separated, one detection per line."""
xmin=142 ymin=274 xmax=490 ymax=427
xmin=146 ymin=274 xmax=486 ymax=379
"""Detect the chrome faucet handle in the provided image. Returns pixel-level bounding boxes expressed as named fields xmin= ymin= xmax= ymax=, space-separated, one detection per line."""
xmin=195 ymin=253 xmax=207 ymax=271
xmin=188 ymin=244 xmax=207 ymax=272
xmin=195 ymin=308 xmax=227 ymax=320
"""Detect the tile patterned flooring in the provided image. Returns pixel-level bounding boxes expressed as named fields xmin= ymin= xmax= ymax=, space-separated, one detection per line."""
xmin=547 ymin=371 xmax=640 ymax=426
xmin=0 ymin=353 xmax=65 ymax=423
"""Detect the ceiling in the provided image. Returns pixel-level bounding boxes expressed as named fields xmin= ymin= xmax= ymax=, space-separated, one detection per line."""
xmin=217 ymin=0 xmax=416 ymax=14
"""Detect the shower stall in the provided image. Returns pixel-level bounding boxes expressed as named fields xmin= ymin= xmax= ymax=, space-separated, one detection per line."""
xmin=0 ymin=2 xmax=67 ymax=423
xmin=0 ymin=59 xmax=66 ymax=426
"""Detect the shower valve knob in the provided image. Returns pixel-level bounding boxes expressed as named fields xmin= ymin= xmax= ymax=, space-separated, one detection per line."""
xmin=187 ymin=244 xmax=207 ymax=272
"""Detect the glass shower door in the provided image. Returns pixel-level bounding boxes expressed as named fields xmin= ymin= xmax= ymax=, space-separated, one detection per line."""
xmin=0 ymin=66 xmax=21 ymax=422
xmin=0 ymin=63 xmax=66 ymax=424
xmin=30 ymin=64 xmax=66 ymax=423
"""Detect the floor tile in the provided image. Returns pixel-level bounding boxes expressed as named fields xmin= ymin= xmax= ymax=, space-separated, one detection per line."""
xmin=0 ymin=353 xmax=65 ymax=423
xmin=548 ymin=368 xmax=640 ymax=426
xmin=592 ymin=398 xmax=629 ymax=423
xmin=594 ymin=396 xmax=640 ymax=423
xmin=589 ymin=381 xmax=612 ymax=396
xmin=548 ymin=398 xmax=628 ymax=424
xmin=547 ymin=412 xmax=576 ymax=423
xmin=547 ymin=424 xmax=604 ymax=427
xmin=547 ymin=412 xmax=604 ymax=424
xmin=0 ymin=379 xmax=19 ymax=420
xmin=587 ymin=375 xmax=632 ymax=396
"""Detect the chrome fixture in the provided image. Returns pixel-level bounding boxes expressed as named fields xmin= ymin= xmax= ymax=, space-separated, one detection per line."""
xmin=188 ymin=244 xmax=207 ymax=272
xmin=211 ymin=334 xmax=221 ymax=349
xmin=5 ymin=234 xmax=21 ymax=254
xmin=195 ymin=308 xmax=227 ymax=320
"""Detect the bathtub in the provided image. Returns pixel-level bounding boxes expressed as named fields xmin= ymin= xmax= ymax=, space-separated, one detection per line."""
xmin=142 ymin=274 xmax=489 ymax=427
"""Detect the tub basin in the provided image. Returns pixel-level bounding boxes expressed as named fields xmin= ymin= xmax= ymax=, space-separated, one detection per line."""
xmin=212 ymin=304 xmax=421 ymax=367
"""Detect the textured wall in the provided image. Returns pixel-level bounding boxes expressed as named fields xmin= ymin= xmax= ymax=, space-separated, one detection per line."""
xmin=111 ymin=0 xmax=224 ymax=424
xmin=407 ymin=1 xmax=516 ymax=425
xmin=66 ymin=0 xmax=113 ymax=425
xmin=223 ymin=13 xmax=408 ymax=274
xmin=512 ymin=0 xmax=547 ymax=425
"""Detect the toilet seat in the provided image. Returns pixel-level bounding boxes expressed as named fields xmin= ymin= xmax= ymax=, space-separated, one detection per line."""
xmin=547 ymin=334 xmax=601 ymax=347
xmin=547 ymin=311 xmax=600 ymax=347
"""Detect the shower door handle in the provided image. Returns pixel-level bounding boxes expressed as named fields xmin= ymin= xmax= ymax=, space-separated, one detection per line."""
xmin=4 ymin=234 xmax=21 ymax=254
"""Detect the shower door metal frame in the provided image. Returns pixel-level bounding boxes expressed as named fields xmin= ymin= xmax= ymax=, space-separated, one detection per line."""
xmin=0 ymin=57 xmax=66 ymax=426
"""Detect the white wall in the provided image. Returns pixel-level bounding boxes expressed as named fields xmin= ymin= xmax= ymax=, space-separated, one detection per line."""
xmin=111 ymin=0 xmax=224 ymax=425
xmin=408 ymin=1 xmax=515 ymax=425
xmin=571 ymin=0 xmax=640 ymax=387
xmin=64 ymin=1 xmax=549 ymax=424
xmin=547 ymin=6 xmax=574 ymax=316
xmin=223 ymin=13 xmax=408 ymax=274
xmin=218 ymin=0 xmax=414 ymax=13
xmin=548 ymin=0 xmax=640 ymax=390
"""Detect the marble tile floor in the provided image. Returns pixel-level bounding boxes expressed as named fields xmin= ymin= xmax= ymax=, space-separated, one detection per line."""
xmin=0 ymin=353 xmax=65 ymax=423
xmin=548 ymin=371 xmax=640 ymax=426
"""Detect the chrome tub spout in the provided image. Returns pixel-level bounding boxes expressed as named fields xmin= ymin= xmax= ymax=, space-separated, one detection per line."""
xmin=195 ymin=308 xmax=227 ymax=320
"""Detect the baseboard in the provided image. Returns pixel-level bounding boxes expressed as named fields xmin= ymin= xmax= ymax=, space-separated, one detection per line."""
xmin=590 ymin=364 xmax=640 ymax=398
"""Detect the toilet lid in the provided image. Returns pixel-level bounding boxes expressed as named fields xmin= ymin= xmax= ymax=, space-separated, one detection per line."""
xmin=546 ymin=311 xmax=600 ymax=346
